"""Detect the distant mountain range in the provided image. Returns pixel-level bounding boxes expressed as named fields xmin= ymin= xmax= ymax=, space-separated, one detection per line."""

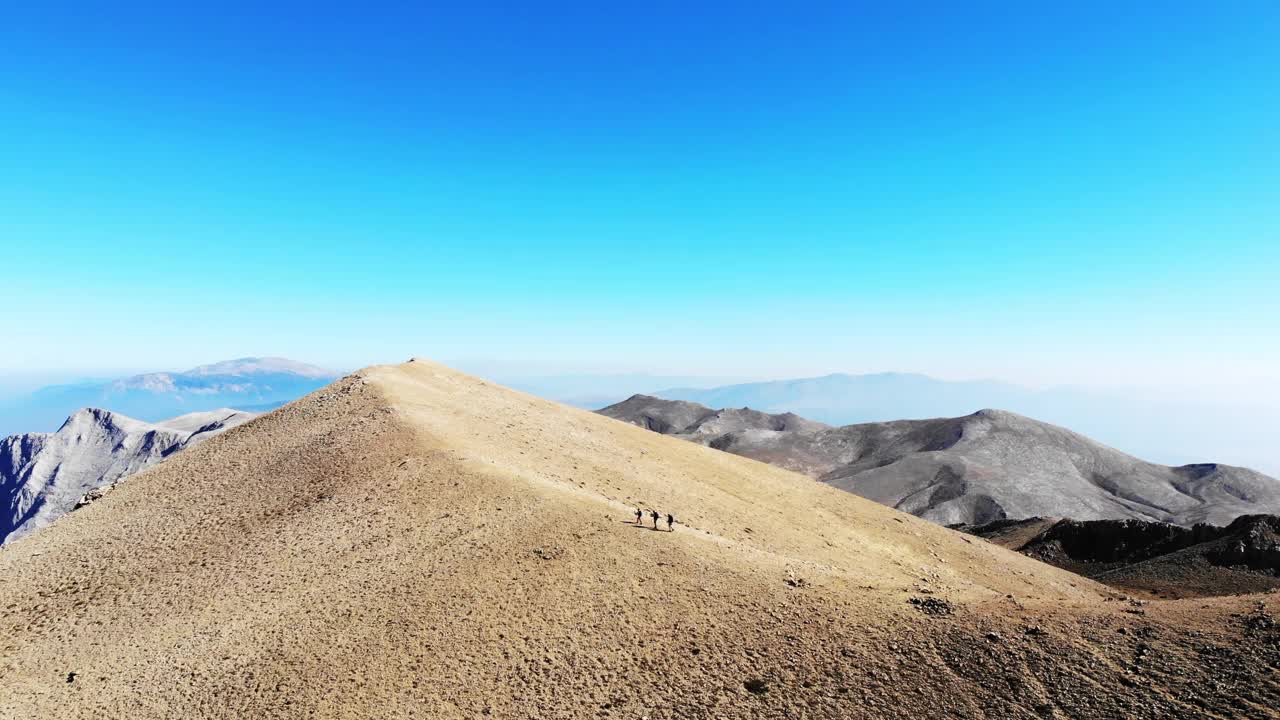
xmin=11 ymin=359 xmax=1231 ymax=719
xmin=497 ymin=373 xmax=743 ymax=410
xmin=647 ymin=372 xmax=1280 ymax=477
xmin=500 ymin=371 xmax=1278 ymax=476
xmin=598 ymin=395 xmax=1280 ymax=527
xmin=1 ymin=407 xmax=257 ymax=544
xmin=0 ymin=357 xmax=336 ymax=437
xmin=654 ymin=373 xmax=1029 ymax=425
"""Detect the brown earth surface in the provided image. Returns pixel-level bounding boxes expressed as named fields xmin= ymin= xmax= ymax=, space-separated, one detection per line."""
xmin=2 ymin=360 xmax=1279 ymax=719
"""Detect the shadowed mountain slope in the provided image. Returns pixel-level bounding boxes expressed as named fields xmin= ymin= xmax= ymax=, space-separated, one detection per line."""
xmin=598 ymin=396 xmax=1280 ymax=527
xmin=960 ymin=515 xmax=1280 ymax=599
xmin=4 ymin=362 xmax=1280 ymax=718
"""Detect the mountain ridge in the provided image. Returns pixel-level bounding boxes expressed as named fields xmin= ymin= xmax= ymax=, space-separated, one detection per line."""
xmin=648 ymin=372 xmax=1280 ymax=477
xmin=14 ymin=360 xmax=1280 ymax=716
xmin=653 ymin=372 xmax=1025 ymax=424
xmin=597 ymin=395 xmax=1280 ymax=526
xmin=1 ymin=406 xmax=257 ymax=544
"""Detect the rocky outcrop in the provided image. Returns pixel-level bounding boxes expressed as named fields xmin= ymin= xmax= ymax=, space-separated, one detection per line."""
xmin=959 ymin=515 xmax=1280 ymax=597
xmin=0 ymin=407 xmax=256 ymax=544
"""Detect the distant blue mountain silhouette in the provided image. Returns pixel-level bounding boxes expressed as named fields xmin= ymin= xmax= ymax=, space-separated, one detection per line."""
xmin=0 ymin=358 xmax=337 ymax=437
xmin=654 ymin=373 xmax=1029 ymax=425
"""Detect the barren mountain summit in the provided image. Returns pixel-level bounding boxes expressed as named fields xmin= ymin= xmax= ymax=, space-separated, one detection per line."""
xmin=3 ymin=361 xmax=1278 ymax=718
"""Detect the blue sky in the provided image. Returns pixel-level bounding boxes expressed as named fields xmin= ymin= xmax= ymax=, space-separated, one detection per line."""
xmin=2 ymin=2 xmax=1277 ymax=397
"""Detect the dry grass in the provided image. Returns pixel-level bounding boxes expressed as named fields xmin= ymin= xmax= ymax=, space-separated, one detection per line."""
xmin=1 ymin=360 xmax=1277 ymax=718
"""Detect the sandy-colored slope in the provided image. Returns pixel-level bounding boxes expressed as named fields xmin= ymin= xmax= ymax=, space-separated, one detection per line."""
xmin=2 ymin=360 xmax=1278 ymax=719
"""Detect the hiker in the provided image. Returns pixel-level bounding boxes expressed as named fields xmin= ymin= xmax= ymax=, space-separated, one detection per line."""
xmin=650 ymin=509 xmax=660 ymax=530
xmin=634 ymin=507 xmax=643 ymax=524
xmin=666 ymin=513 xmax=676 ymax=532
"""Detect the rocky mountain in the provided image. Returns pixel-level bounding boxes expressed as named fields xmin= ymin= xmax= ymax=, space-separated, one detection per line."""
xmin=5 ymin=360 xmax=1279 ymax=718
xmin=959 ymin=515 xmax=1280 ymax=599
xmin=652 ymin=372 xmax=1280 ymax=478
xmin=0 ymin=357 xmax=334 ymax=438
xmin=0 ymin=407 xmax=256 ymax=544
xmin=598 ymin=395 xmax=1280 ymax=526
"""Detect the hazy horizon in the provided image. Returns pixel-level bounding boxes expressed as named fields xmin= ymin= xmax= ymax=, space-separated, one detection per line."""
xmin=6 ymin=357 xmax=1279 ymax=405
xmin=4 ymin=352 xmax=1280 ymax=410
xmin=2 ymin=356 xmax=1277 ymax=478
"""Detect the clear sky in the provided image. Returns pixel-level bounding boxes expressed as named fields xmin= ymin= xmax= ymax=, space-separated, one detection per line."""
xmin=3 ymin=2 xmax=1277 ymax=399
